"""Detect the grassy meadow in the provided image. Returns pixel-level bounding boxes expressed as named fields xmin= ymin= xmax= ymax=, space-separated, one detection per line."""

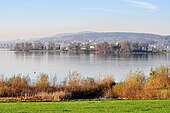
xmin=0 ymin=99 xmax=170 ymax=113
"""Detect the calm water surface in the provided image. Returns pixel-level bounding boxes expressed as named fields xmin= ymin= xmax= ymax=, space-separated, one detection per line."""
xmin=0 ymin=50 xmax=169 ymax=81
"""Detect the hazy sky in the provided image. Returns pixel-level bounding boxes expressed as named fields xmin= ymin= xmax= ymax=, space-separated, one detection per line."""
xmin=0 ymin=0 xmax=170 ymax=41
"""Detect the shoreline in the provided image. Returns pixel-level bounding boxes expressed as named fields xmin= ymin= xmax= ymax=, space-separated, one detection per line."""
xmin=1 ymin=48 xmax=170 ymax=54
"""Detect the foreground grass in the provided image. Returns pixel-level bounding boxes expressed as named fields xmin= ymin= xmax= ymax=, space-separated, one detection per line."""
xmin=0 ymin=99 xmax=170 ymax=113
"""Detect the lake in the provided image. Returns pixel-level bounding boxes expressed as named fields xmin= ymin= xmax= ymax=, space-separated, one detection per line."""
xmin=0 ymin=50 xmax=169 ymax=82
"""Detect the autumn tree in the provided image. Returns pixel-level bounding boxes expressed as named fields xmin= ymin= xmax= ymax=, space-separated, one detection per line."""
xmin=67 ymin=71 xmax=81 ymax=91
xmin=144 ymin=66 xmax=170 ymax=98
xmin=35 ymin=73 xmax=49 ymax=93
xmin=101 ymin=42 xmax=110 ymax=53
xmin=0 ymin=74 xmax=9 ymax=97
xmin=119 ymin=41 xmax=132 ymax=53
xmin=113 ymin=71 xmax=145 ymax=98
xmin=8 ymin=75 xmax=30 ymax=97
xmin=101 ymin=75 xmax=115 ymax=98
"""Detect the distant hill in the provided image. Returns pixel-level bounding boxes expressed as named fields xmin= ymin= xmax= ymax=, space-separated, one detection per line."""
xmin=1 ymin=32 xmax=170 ymax=44
xmin=35 ymin=32 xmax=169 ymax=44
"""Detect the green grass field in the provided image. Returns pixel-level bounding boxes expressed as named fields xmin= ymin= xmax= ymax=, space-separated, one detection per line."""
xmin=0 ymin=99 xmax=169 ymax=113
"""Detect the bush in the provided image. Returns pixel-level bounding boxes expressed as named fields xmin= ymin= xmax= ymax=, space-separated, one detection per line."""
xmin=113 ymin=66 xmax=170 ymax=99
xmin=143 ymin=66 xmax=170 ymax=98
xmin=113 ymin=71 xmax=145 ymax=98
xmin=1 ymin=66 xmax=170 ymax=100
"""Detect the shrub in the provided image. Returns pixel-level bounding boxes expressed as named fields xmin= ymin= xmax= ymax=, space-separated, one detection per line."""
xmin=144 ymin=66 xmax=170 ymax=98
xmin=29 ymin=91 xmax=67 ymax=101
xmin=35 ymin=73 xmax=49 ymax=93
xmin=1 ymin=66 xmax=170 ymax=100
xmin=113 ymin=71 xmax=145 ymax=98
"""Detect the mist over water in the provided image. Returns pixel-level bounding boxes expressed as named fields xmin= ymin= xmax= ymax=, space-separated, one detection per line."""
xmin=0 ymin=50 xmax=169 ymax=82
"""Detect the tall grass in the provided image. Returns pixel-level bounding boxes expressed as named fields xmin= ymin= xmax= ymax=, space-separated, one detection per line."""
xmin=0 ymin=66 xmax=170 ymax=100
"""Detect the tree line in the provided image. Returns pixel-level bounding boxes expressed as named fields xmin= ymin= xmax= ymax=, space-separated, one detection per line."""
xmin=13 ymin=41 xmax=163 ymax=54
xmin=0 ymin=66 xmax=170 ymax=101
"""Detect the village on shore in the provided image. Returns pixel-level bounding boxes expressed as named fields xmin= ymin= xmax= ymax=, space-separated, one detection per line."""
xmin=1 ymin=40 xmax=170 ymax=54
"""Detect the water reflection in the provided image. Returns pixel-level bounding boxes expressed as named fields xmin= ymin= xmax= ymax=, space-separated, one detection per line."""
xmin=0 ymin=51 xmax=169 ymax=81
